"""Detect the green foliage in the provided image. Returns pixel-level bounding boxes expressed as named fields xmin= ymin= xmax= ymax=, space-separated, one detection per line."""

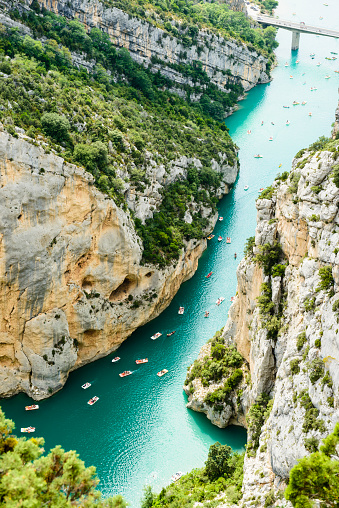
xmin=288 ymin=171 xmax=301 ymax=194
xmin=310 ymin=185 xmax=322 ymax=194
xmin=309 ymin=358 xmax=324 ymax=384
xmin=246 ymin=394 xmax=272 ymax=456
xmin=205 ymin=442 xmax=233 ymax=481
xmin=314 ymin=338 xmax=321 ymax=349
xmin=254 ymin=0 xmax=278 ymax=14
xmin=290 ymin=358 xmax=300 ymax=375
xmin=298 ymin=390 xmax=326 ymax=434
xmin=244 ymin=236 xmax=255 ymax=257
xmin=149 ymin=449 xmax=245 ymax=507
xmin=285 ymin=423 xmax=339 ymax=507
xmin=332 ymin=163 xmax=339 ymax=188
xmin=204 ymin=369 xmax=243 ymax=407
xmin=308 ymin=136 xmax=331 ymax=152
xmin=304 ymin=297 xmax=315 ymax=312
xmin=332 ymin=299 xmax=339 ymax=312
xmin=316 ymin=266 xmax=334 ymax=293
xmin=141 ymin=485 xmax=155 ymax=508
xmin=41 ymin=112 xmax=70 ymax=143
xmin=0 ymin=407 xmax=126 ymax=507
xmin=304 ymin=436 xmax=319 ymax=454
xmin=258 ymin=185 xmax=274 ymax=200
xmin=257 ymin=282 xmax=281 ymax=341
xmin=295 ymin=148 xmax=306 ymax=159
xmin=255 ymin=242 xmax=283 ymax=276
xmin=264 ymin=489 xmax=276 ymax=507
xmin=296 ymin=331 xmax=307 ymax=351
xmin=271 ymin=263 xmax=286 ymax=278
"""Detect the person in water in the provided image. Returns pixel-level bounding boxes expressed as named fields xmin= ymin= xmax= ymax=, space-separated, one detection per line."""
xmin=234 ymin=253 xmax=237 ymax=259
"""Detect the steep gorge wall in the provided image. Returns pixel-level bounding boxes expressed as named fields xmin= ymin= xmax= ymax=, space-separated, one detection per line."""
xmin=185 ymin=133 xmax=339 ymax=506
xmin=16 ymin=0 xmax=269 ymax=92
xmin=0 ymin=128 xmax=237 ymax=400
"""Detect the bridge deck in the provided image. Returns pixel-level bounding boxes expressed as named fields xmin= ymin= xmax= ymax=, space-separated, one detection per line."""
xmin=256 ymin=15 xmax=339 ymax=39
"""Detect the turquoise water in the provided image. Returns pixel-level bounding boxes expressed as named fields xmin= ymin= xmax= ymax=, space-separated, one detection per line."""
xmin=1 ymin=0 xmax=339 ymax=505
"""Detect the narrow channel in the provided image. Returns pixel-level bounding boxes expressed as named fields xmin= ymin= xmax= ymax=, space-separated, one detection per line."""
xmin=1 ymin=0 xmax=339 ymax=505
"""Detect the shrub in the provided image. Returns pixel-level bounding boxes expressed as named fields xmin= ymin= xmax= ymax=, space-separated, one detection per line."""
xmin=271 ymin=263 xmax=286 ymax=278
xmin=288 ymin=171 xmax=301 ymax=194
xmin=304 ymin=436 xmax=319 ymax=453
xmin=332 ymin=163 xmax=339 ymax=187
xmin=316 ymin=266 xmax=334 ymax=293
xmin=41 ymin=112 xmax=70 ymax=142
xmin=290 ymin=358 xmax=300 ymax=375
xmin=264 ymin=489 xmax=276 ymax=507
xmin=255 ymin=242 xmax=283 ymax=276
xmin=296 ymin=331 xmax=307 ymax=351
xmin=309 ymin=358 xmax=324 ymax=384
xmin=332 ymin=299 xmax=339 ymax=312
xmin=314 ymin=338 xmax=321 ymax=349
xmin=205 ymin=442 xmax=232 ymax=481
xmin=246 ymin=394 xmax=271 ymax=456
xmin=244 ymin=236 xmax=255 ymax=257
xmin=304 ymin=297 xmax=315 ymax=312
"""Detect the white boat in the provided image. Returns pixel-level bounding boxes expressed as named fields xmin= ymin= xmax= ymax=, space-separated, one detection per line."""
xmin=136 ymin=358 xmax=148 ymax=364
xmin=178 ymin=307 xmax=184 ymax=315
xmin=254 ymin=154 xmax=263 ymax=158
xmin=219 ymin=216 xmax=223 ymax=221
xmin=218 ymin=236 xmax=222 ymax=242
xmin=25 ymin=405 xmax=39 ymax=411
xmin=171 ymin=472 xmax=183 ymax=482
xmin=244 ymin=185 xmax=249 ymax=190
xmin=81 ymin=383 xmax=91 ymax=389
xmin=87 ymin=396 xmax=99 ymax=405
xmin=157 ymin=369 xmax=168 ymax=377
xmin=21 ymin=427 xmax=35 ymax=433
xmin=112 ymin=357 xmax=121 ymax=363
xmin=151 ymin=332 xmax=162 ymax=340
xmin=226 ymin=237 xmax=231 ymax=244
xmin=119 ymin=371 xmax=132 ymax=378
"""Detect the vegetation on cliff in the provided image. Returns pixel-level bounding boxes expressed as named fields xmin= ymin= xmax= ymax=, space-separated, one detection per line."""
xmin=2 ymin=7 xmax=240 ymax=265
xmin=142 ymin=442 xmax=245 ymax=507
xmin=0 ymin=407 xmax=125 ymax=507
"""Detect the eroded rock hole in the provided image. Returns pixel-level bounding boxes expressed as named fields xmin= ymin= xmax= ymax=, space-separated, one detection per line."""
xmin=82 ymin=276 xmax=95 ymax=291
xmin=109 ymin=275 xmax=137 ymax=302
xmin=145 ymin=272 xmax=153 ymax=278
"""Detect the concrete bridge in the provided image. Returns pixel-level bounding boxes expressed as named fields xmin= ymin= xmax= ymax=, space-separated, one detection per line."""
xmin=255 ymin=15 xmax=339 ymax=50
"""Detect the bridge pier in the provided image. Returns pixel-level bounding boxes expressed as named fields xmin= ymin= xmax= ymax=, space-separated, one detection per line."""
xmin=291 ymin=31 xmax=300 ymax=51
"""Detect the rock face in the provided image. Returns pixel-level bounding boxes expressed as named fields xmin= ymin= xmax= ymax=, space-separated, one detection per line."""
xmin=0 ymin=129 xmax=238 ymax=400
xmin=186 ymin=133 xmax=339 ymax=506
xmin=17 ymin=0 xmax=269 ymax=93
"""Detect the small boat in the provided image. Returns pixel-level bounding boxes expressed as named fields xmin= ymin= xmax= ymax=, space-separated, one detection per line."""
xmin=269 ymin=137 xmax=273 ymax=141
xmin=244 ymin=185 xmax=249 ymax=190
xmin=286 ymin=121 xmax=290 ymax=125
xmin=254 ymin=154 xmax=263 ymax=158
xmin=320 ymin=16 xmax=323 ymax=19
xmin=230 ymin=296 xmax=235 ymax=302
xmin=325 ymin=75 xmax=331 ymax=79
xmin=332 ymin=57 xmax=337 ymax=61
xmin=151 ymin=332 xmax=162 ymax=340
xmin=157 ymin=369 xmax=168 ymax=377
xmin=292 ymin=101 xmax=300 ymax=105
xmin=167 ymin=331 xmax=176 ymax=336
xmin=219 ymin=216 xmax=223 ymax=221
xmin=171 ymin=472 xmax=183 ymax=482
xmin=119 ymin=371 xmax=132 ymax=378
xmin=310 ymin=53 xmax=315 ymax=57
xmin=87 ymin=396 xmax=99 ymax=405
xmin=21 ymin=427 xmax=35 ymax=433
xmin=226 ymin=237 xmax=231 ymax=244
xmin=317 ymin=62 xmax=321 ymax=66
xmin=205 ymin=272 xmax=213 ymax=278
xmin=331 ymin=52 xmax=338 ymax=55
xmin=136 ymin=359 xmax=148 ymax=364
xmin=278 ymin=164 xmax=282 ymax=168
xmin=218 ymin=236 xmax=222 ymax=242
xmin=325 ymin=57 xmax=332 ymax=60
xmin=178 ymin=307 xmax=184 ymax=315
xmin=296 ymin=60 xmax=299 ymax=64
xmin=216 ymin=297 xmax=225 ymax=306
xmin=207 ymin=234 xmax=215 ymax=240
xmin=112 ymin=357 xmax=121 ymax=363
xmin=302 ymin=101 xmax=307 ymax=105
xmin=261 ymin=121 xmax=264 ymax=125
xmin=271 ymin=122 xmax=275 ymax=125
xmin=289 ymin=75 xmax=293 ymax=79
xmin=310 ymin=87 xmax=318 ymax=91
xmin=285 ymin=62 xmax=288 ymax=67
xmin=204 ymin=311 xmax=209 ymax=318
xmin=81 ymin=383 xmax=91 ymax=389
xmin=335 ymin=71 xmax=339 ymax=74
xmin=283 ymin=105 xmax=290 ymax=108
xmin=247 ymin=130 xmax=251 ymax=134
xmin=25 ymin=405 xmax=39 ymax=411
xmin=309 ymin=112 xmax=312 ymax=116
xmin=259 ymin=187 xmax=264 ymax=191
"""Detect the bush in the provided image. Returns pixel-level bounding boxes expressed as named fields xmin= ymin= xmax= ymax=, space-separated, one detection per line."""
xmin=304 ymin=436 xmax=319 ymax=453
xmin=205 ymin=442 xmax=233 ymax=481
xmin=314 ymin=338 xmax=321 ymax=349
xmin=41 ymin=112 xmax=70 ymax=142
xmin=290 ymin=358 xmax=300 ymax=375
xmin=316 ymin=266 xmax=334 ymax=293
xmin=255 ymin=242 xmax=283 ymax=276
xmin=309 ymin=358 xmax=324 ymax=384
xmin=288 ymin=172 xmax=301 ymax=194
xmin=246 ymin=394 xmax=271 ymax=456
xmin=296 ymin=331 xmax=307 ymax=351
xmin=264 ymin=489 xmax=276 ymax=507
xmin=244 ymin=236 xmax=255 ymax=257
xmin=332 ymin=299 xmax=339 ymax=312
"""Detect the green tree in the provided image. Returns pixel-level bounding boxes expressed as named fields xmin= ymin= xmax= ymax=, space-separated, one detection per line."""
xmin=0 ymin=407 xmax=127 ymax=507
xmin=285 ymin=423 xmax=339 ymax=507
xmin=41 ymin=112 xmax=70 ymax=143
xmin=205 ymin=442 xmax=233 ymax=481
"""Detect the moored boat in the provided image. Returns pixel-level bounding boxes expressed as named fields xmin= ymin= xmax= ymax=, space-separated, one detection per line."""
xmin=216 ymin=297 xmax=225 ymax=306
xmin=302 ymin=101 xmax=307 ymax=105
xmin=167 ymin=331 xmax=176 ymax=336
xmin=204 ymin=311 xmax=209 ymax=318
xmin=325 ymin=75 xmax=331 ymax=79
xmin=283 ymin=106 xmax=290 ymax=108
xmin=87 ymin=396 xmax=99 ymax=405
xmin=81 ymin=383 xmax=91 ymax=389
xmin=136 ymin=359 xmax=148 ymax=364
xmin=21 ymin=426 xmax=35 ymax=433
xmin=230 ymin=296 xmax=235 ymax=302
xmin=309 ymin=112 xmax=312 ymax=116
xmin=219 ymin=216 xmax=223 ymax=221
xmin=244 ymin=185 xmax=249 ymax=190
xmin=119 ymin=371 xmax=132 ymax=378
xmin=25 ymin=405 xmax=39 ymax=411
xmin=157 ymin=369 xmax=168 ymax=377
xmin=207 ymin=234 xmax=215 ymax=240
xmin=286 ymin=120 xmax=290 ymax=125
xmin=151 ymin=332 xmax=162 ymax=340
xmin=226 ymin=237 xmax=231 ymax=244
xmin=205 ymin=272 xmax=213 ymax=278
xmin=171 ymin=472 xmax=183 ymax=482
xmin=259 ymin=187 xmax=264 ymax=191
xmin=112 ymin=357 xmax=120 ymax=363
xmin=292 ymin=101 xmax=299 ymax=105
xmin=254 ymin=154 xmax=263 ymax=158
xmin=218 ymin=236 xmax=222 ymax=242
xmin=178 ymin=307 xmax=184 ymax=315
xmin=269 ymin=137 xmax=273 ymax=141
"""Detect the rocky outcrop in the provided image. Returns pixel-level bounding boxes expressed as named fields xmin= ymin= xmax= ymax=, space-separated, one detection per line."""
xmin=14 ymin=0 xmax=269 ymax=93
xmin=0 ymin=128 xmax=238 ymax=400
xmin=185 ymin=132 xmax=339 ymax=505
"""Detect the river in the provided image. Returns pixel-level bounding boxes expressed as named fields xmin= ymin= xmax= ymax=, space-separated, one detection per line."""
xmin=1 ymin=0 xmax=339 ymax=505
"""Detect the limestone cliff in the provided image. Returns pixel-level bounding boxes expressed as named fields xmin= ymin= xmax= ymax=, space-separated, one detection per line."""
xmin=0 ymin=127 xmax=238 ymax=400
xmin=12 ymin=0 xmax=269 ymax=94
xmin=185 ymin=132 xmax=339 ymax=506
